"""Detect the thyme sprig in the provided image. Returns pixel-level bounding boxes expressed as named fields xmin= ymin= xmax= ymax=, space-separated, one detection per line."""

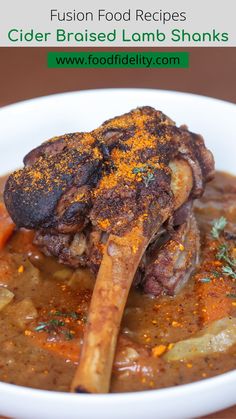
xmin=210 ymin=216 xmax=236 ymax=280
xmin=34 ymin=319 xmax=74 ymax=341
xmin=34 ymin=310 xmax=87 ymax=340
xmin=222 ymin=266 xmax=236 ymax=280
xmin=143 ymin=172 xmax=155 ymax=187
xmin=53 ymin=310 xmax=83 ymax=320
xmin=217 ymin=244 xmax=236 ymax=268
xmin=132 ymin=164 xmax=156 ymax=187
xmin=211 ymin=216 xmax=227 ymax=239
xmin=34 ymin=319 xmax=65 ymax=333
xmin=212 ymin=270 xmax=220 ymax=278
xmin=226 ymin=293 xmax=236 ymax=299
xmin=199 ymin=278 xmax=211 ymax=283
xmin=216 ymin=242 xmax=236 ymax=280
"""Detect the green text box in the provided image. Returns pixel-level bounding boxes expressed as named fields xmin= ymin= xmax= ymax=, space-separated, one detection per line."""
xmin=48 ymin=52 xmax=189 ymax=68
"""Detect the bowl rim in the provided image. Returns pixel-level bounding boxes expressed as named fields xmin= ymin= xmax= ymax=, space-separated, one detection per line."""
xmin=0 ymin=87 xmax=235 ymax=114
xmin=0 ymin=369 xmax=236 ymax=401
xmin=0 ymin=87 xmax=235 ymax=402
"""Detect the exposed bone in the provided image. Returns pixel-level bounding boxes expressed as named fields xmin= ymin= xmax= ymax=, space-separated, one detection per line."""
xmin=3 ymin=105 xmax=213 ymax=393
xmin=71 ymin=159 xmax=193 ymax=393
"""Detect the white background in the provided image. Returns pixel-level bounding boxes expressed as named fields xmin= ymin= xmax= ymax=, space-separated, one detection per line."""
xmin=0 ymin=0 xmax=236 ymax=46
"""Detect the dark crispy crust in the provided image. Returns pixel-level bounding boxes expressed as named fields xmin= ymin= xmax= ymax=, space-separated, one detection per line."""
xmin=4 ymin=106 xmax=214 ymax=297
xmin=34 ymin=227 xmax=107 ymax=273
xmin=4 ymin=106 xmax=214 ymax=238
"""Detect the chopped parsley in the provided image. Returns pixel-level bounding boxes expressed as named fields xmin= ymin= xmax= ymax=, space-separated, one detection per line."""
xmin=211 ymin=216 xmax=227 ymax=239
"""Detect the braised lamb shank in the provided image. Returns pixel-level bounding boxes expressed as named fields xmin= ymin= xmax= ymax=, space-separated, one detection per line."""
xmin=4 ymin=106 xmax=214 ymax=392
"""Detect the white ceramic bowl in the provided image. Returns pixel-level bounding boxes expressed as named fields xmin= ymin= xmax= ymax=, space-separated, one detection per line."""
xmin=0 ymin=89 xmax=235 ymax=419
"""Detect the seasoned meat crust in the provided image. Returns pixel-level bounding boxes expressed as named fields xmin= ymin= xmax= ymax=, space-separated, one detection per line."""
xmin=4 ymin=106 xmax=214 ymax=295
xmin=4 ymin=107 xmax=214 ymax=236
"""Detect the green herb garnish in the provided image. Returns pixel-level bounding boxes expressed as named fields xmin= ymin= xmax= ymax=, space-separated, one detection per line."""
xmin=34 ymin=322 xmax=49 ymax=332
xmin=54 ymin=310 xmax=87 ymax=323
xmin=54 ymin=310 xmax=81 ymax=320
xmin=132 ymin=165 xmax=156 ymax=187
xmin=34 ymin=319 xmax=65 ymax=332
xmin=48 ymin=319 xmax=65 ymax=327
xmin=143 ymin=172 xmax=155 ymax=187
xmin=216 ymin=244 xmax=236 ymax=279
xmin=211 ymin=216 xmax=227 ymax=239
xmin=34 ymin=319 xmax=75 ymax=340
xmin=62 ymin=330 xmax=74 ymax=341
xmin=212 ymin=270 xmax=220 ymax=278
xmin=222 ymin=266 xmax=236 ymax=280
xmin=132 ymin=167 xmax=146 ymax=174
xmin=226 ymin=293 xmax=236 ymax=299
xmin=217 ymin=244 xmax=236 ymax=268
xmin=34 ymin=310 xmax=86 ymax=340
xmin=199 ymin=278 xmax=211 ymax=283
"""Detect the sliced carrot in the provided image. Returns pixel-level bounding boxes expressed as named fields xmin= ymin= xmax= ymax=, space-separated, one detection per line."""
xmin=24 ymin=308 xmax=86 ymax=363
xmin=196 ymin=277 xmax=232 ymax=325
xmin=10 ymin=228 xmax=36 ymax=254
xmin=194 ymin=237 xmax=235 ymax=326
xmin=25 ymin=330 xmax=81 ymax=363
xmin=0 ymin=202 xmax=15 ymax=251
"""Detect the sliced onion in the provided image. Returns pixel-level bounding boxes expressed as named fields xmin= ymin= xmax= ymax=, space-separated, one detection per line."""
xmin=165 ymin=317 xmax=236 ymax=361
xmin=0 ymin=287 xmax=14 ymax=311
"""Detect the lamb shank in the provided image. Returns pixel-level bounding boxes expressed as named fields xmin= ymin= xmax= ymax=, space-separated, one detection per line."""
xmin=4 ymin=106 xmax=214 ymax=392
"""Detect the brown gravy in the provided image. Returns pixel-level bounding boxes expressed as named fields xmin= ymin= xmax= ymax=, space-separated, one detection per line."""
xmin=0 ymin=171 xmax=235 ymax=392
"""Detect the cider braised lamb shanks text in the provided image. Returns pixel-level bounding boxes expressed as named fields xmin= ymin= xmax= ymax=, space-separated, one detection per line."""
xmin=4 ymin=107 xmax=214 ymax=392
